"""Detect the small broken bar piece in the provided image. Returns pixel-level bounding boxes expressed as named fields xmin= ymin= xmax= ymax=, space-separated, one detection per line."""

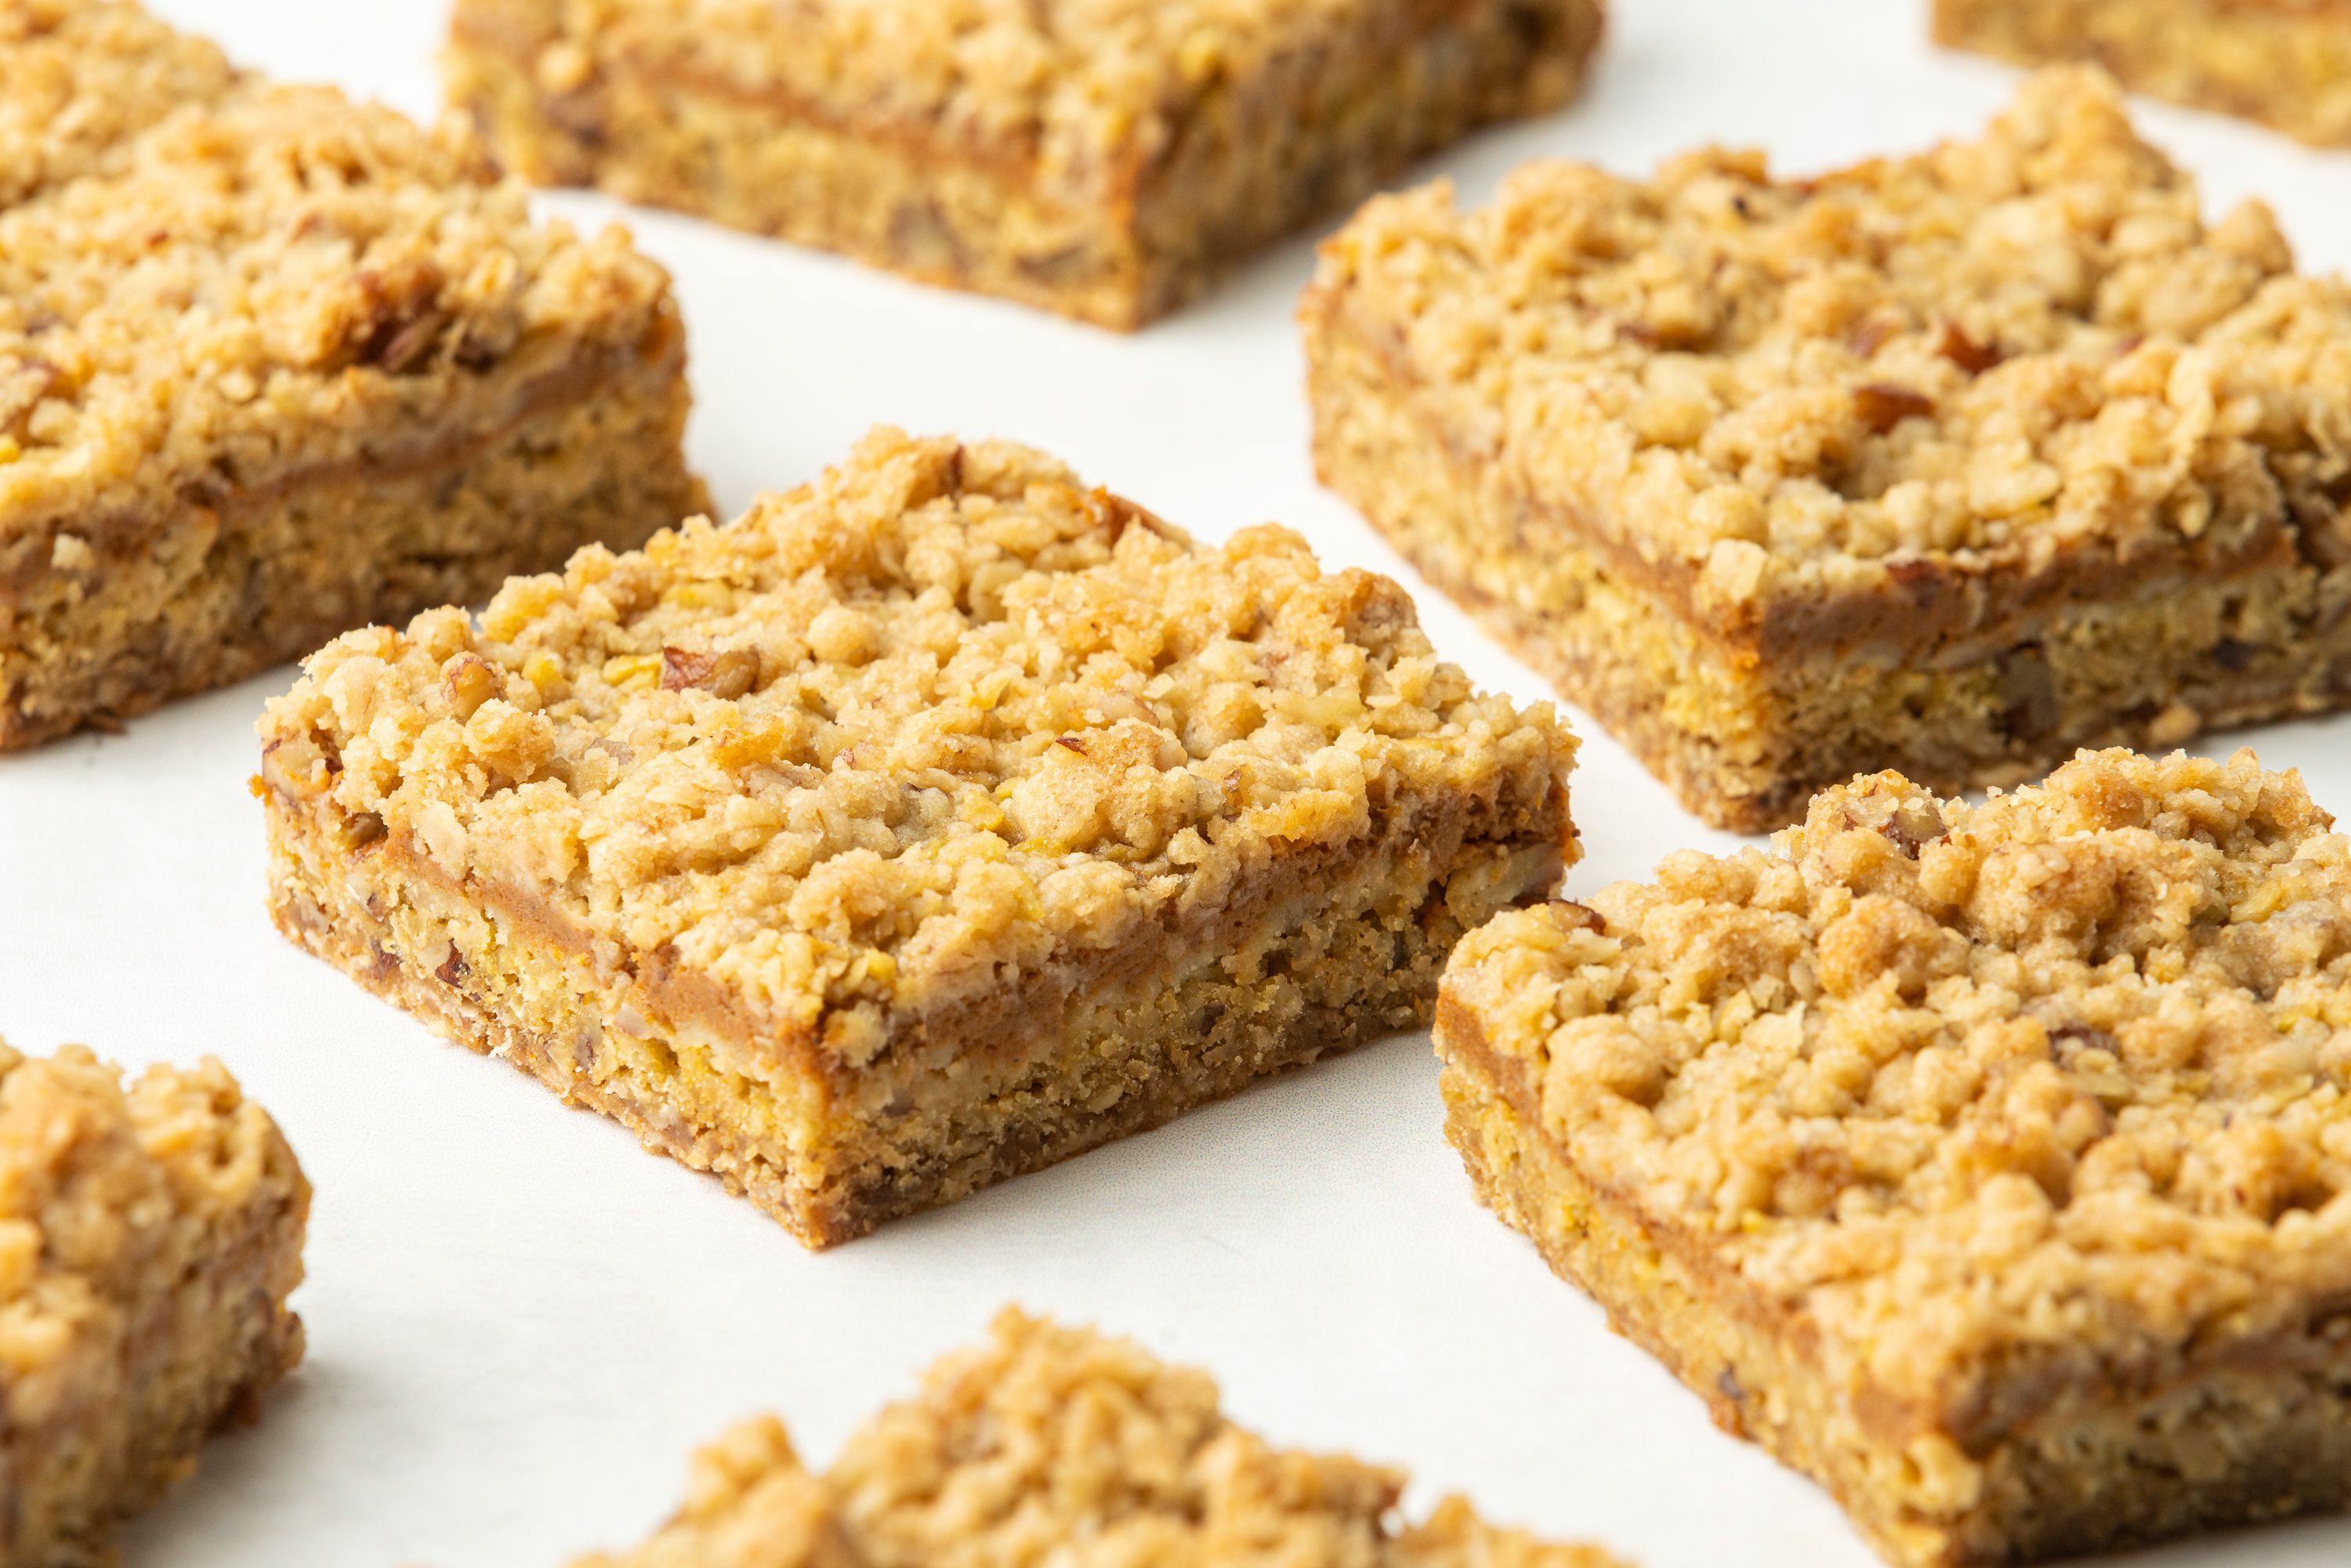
xmin=1436 ymin=748 xmax=2351 ymax=1566
xmin=573 ymin=1309 xmax=1629 ymax=1568
xmin=257 ymin=429 xmax=1578 ymax=1247
xmin=0 ymin=1039 xmax=309 ymax=1564
xmin=1935 ymin=0 xmax=2351 ymax=149
xmin=0 ymin=0 xmax=704 ymax=748
xmin=1303 ymin=66 xmax=2351 ymax=831
xmin=443 ymin=0 xmax=1607 ymax=329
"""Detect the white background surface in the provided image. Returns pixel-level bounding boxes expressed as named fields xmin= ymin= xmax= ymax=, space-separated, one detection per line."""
xmin=7 ymin=2 xmax=2351 ymax=1563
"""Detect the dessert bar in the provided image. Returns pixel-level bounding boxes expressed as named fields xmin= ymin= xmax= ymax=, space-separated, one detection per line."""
xmin=575 ymin=1309 xmax=1626 ymax=1567
xmin=0 ymin=1039 xmax=309 ymax=1564
xmin=1438 ymin=748 xmax=2351 ymax=1566
xmin=259 ymin=429 xmax=1578 ymax=1246
xmin=1936 ymin=0 xmax=2351 ymax=148
xmin=0 ymin=0 xmax=702 ymax=748
xmin=445 ymin=0 xmax=1607 ymax=329
xmin=1304 ymin=67 xmax=2351 ymax=830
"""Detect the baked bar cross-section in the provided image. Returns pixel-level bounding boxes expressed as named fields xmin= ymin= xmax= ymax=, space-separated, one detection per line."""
xmin=574 ymin=1309 xmax=1629 ymax=1568
xmin=0 ymin=1039 xmax=309 ymax=1566
xmin=444 ymin=0 xmax=1607 ymax=329
xmin=1438 ymin=748 xmax=2351 ymax=1566
xmin=1305 ymin=66 xmax=2351 ymax=830
xmin=0 ymin=0 xmax=703 ymax=749
xmin=1936 ymin=0 xmax=2351 ymax=149
xmin=258 ymin=429 xmax=1578 ymax=1247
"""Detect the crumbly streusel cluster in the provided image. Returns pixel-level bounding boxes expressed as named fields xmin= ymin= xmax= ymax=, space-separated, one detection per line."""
xmin=1313 ymin=68 xmax=2351 ymax=603
xmin=829 ymin=1309 xmax=1410 ymax=1564
xmin=0 ymin=0 xmax=239 ymax=206
xmin=260 ymin=429 xmax=1572 ymax=1065
xmin=0 ymin=1040 xmax=304 ymax=1415
xmin=579 ymin=1309 xmax=1624 ymax=1568
xmin=0 ymin=0 xmax=672 ymax=543
xmin=1447 ymin=748 xmax=2351 ymax=1411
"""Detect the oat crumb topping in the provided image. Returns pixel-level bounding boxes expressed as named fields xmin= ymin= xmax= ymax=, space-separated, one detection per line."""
xmin=1313 ymin=68 xmax=2351 ymax=602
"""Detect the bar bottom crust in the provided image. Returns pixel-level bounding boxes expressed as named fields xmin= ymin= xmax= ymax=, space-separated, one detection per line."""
xmin=266 ymin=780 xmax=1563 ymax=1248
xmin=1306 ymin=299 xmax=2351 ymax=832
xmin=1436 ymin=1023 xmax=2351 ymax=1568
xmin=1935 ymin=0 xmax=2351 ymax=149
xmin=0 ymin=330 xmax=700 ymax=750
xmin=445 ymin=2 xmax=1601 ymax=329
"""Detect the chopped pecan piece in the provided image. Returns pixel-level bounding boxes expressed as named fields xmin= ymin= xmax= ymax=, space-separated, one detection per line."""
xmin=1854 ymin=382 xmax=1935 ymax=435
xmin=344 ymin=257 xmax=448 ymax=371
xmin=1935 ymin=321 xmax=2003 ymax=375
xmin=1547 ymin=899 xmax=1607 ymax=933
xmin=659 ymin=645 xmax=759 ymax=698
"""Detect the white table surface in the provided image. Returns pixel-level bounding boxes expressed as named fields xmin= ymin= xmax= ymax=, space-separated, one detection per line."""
xmin=9 ymin=2 xmax=2351 ymax=1563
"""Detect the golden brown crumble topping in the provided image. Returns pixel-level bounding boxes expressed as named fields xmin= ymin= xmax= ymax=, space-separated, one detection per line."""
xmin=0 ymin=1040 xmax=305 ymax=1425
xmin=0 ymin=0 xmax=675 ymax=541
xmin=1447 ymin=748 xmax=2351 ymax=1425
xmin=0 ymin=0 xmax=240 ymax=207
xmin=831 ymin=1309 xmax=1409 ymax=1565
xmin=1310 ymin=68 xmax=2351 ymax=608
xmin=260 ymin=429 xmax=1574 ymax=1067
xmin=574 ymin=1418 xmax=860 ymax=1568
xmin=581 ymin=1310 xmax=1625 ymax=1567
